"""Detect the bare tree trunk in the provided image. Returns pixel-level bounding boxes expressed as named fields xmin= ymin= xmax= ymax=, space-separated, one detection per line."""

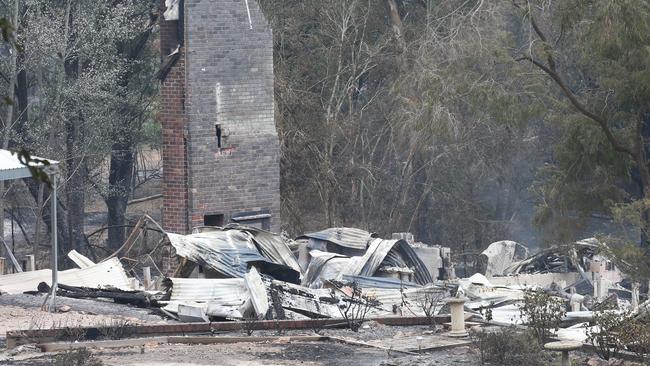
xmin=34 ymin=183 xmax=44 ymax=261
xmin=104 ymin=15 xmax=154 ymax=250
xmin=24 ymin=179 xmax=77 ymax=268
xmin=385 ymin=0 xmax=406 ymax=53
xmin=107 ymin=145 xmax=134 ymax=249
xmin=0 ymin=0 xmax=20 ymax=259
xmin=15 ymin=67 xmax=28 ymax=126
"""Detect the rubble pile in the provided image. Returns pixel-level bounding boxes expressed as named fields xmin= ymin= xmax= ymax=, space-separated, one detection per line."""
xmin=0 ymin=219 xmax=451 ymax=324
xmin=2 ymin=215 xmax=648 ymax=358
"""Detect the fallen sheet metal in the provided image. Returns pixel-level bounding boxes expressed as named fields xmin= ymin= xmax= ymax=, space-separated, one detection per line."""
xmin=244 ymin=267 xmax=269 ymax=319
xmin=68 ymin=250 xmax=96 ymax=269
xmin=457 ymin=273 xmax=527 ymax=309
xmin=0 ymin=257 xmax=133 ymax=294
xmin=297 ymin=228 xmax=376 ymax=251
xmin=349 ymin=238 xmax=433 ymax=285
xmin=360 ymin=284 xmax=449 ymax=317
xmin=162 ymin=277 xmax=249 ymax=319
xmin=302 ymin=251 xmax=357 ymax=288
xmin=226 ymin=225 xmax=302 ymax=274
xmin=340 ymin=275 xmax=422 ymax=289
xmin=266 ymin=279 xmax=342 ymax=319
xmin=177 ymin=303 xmax=210 ymax=322
xmin=478 ymin=241 xmax=528 ymax=277
xmin=167 ymin=230 xmax=300 ymax=281
xmin=302 ymin=239 xmax=433 ymax=288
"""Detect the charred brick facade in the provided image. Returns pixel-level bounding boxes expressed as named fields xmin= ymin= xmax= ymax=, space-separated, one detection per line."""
xmin=159 ymin=0 xmax=281 ymax=234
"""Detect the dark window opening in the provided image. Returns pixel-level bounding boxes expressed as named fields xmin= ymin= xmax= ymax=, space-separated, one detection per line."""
xmin=231 ymin=210 xmax=271 ymax=230
xmin=216 ymin=124 xmax=222 ymax=148
xmin=204 ymin=214 xmax=225 ymax=227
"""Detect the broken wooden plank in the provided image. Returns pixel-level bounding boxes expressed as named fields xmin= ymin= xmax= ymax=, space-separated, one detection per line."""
xmin=103 ymin=216 xmax=146 ymax=261
xmin=56 ymin=283 xmax=152 ymax=306
xmin=1 ymin=239 xmax=22 ymax=272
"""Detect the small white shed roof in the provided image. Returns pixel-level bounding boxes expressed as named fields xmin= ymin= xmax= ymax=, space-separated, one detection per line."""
xmin=0 ymin=149 xmax=58 ymax=181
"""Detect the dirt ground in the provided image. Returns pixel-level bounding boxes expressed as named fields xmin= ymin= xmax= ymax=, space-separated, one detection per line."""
xmin=0 ymin=294 xmax=622 ymax=366
xmin=0 ymin=341 xmax=479 ymax=366
xmin=0 ymin=294 xmax=481 ymax=366
xmin=0 ymin=294 xmax=169 ymax=350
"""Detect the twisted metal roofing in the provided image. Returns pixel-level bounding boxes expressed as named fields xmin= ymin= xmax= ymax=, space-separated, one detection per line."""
xmin=297 ymin=228 xmax=376 ymax=250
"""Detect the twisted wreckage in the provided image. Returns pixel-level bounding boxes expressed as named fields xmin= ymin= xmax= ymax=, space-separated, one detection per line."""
xmin=0 ymin=218 xmax=452 ymax=322
xmin=0 ymin=217 xmax=644 ymax=339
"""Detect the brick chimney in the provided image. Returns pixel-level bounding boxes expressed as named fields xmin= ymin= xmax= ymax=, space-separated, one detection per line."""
xmin=159 ymin=0 xmax=281 ymax=233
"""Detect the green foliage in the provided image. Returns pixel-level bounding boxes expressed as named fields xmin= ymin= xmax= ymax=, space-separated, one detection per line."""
xmin=471 ymin=326 xmax=549 ymax=366
xmin=4 ymin=0 xmax=158 ymax=181
xmin=521 ymin=0 xmax=650 ymax=247
xmin=140 ymin=120 xmax=162 ymax=148
xmin=520 ymin=289 xmax=566 ymax=345
xmin=586 ymin=310 xmax=629 ymax=361
xmin=13 ymin=148 xmax=54 ymax=187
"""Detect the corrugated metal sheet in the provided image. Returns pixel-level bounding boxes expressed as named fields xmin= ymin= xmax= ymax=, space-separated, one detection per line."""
xmin=169 ymin=278 xmax=248 ymax=304
xmin=167 ymin=229 xmax=300 ymax=278
xmin=164 ymin=277 xmax=250 ymax=319
xmin=167 ymin=231 xmax=299 ymax=280
xmin=297 ymin=228 xmax=376 ymax=250
xmin=0 ymin=257 xmax=133 ymax=294
xmin=303 ymin=239 xmax=433 ymax=287
xmin=362 ymin=285 xmax=447 ymax=310
xmin=341 ymin=275 xmax=422 ymax=289
xmin=244 ymin=267 xmax=269 ymax=319
xmin=68 ymin=249 xmax=95 ymax=269
xmin=226 ymin=224 xmax=302 ymax=274
xmin=301 ymin=251 xmax=347 ymax=287
xmin=351 ymin=239 xmax=433 ymax=285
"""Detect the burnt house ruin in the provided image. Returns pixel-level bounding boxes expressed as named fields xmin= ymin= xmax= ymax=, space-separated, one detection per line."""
xmin=158 ymin=0 xmax=281 ymax=234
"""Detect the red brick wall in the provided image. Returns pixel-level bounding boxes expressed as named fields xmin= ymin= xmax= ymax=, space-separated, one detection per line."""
xmin=159 ymin=1 xmax=189 ymax=234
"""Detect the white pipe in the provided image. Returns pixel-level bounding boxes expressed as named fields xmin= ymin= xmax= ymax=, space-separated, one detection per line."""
xmin=48 ymin=174 xmax=58 ymax=312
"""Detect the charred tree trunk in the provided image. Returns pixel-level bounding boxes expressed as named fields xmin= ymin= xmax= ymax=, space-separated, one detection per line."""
xmin=105 ymin=17 xmax=155 ymax=250
xmin=385 ymin=0 xmax=406 ymax=53
xmin=106 ymin=143 xmax=134 ymax=249
xmin=15 ymin=68 xmax=28 ymax=126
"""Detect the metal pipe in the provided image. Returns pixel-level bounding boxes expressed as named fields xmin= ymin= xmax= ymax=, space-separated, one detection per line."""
xmin=48 ymin=174 xmax=58 ymax=312
xmin=244 ymin=0 xmax=253 ymax=29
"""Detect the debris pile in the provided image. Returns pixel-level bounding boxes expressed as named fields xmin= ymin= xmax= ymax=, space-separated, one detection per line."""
xmin=2 ymin=215 xmax=647 ymax=356
xmin=0 ymin=218 xmax=451 ymax=324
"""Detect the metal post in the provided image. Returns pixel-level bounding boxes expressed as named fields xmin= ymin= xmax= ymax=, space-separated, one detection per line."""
xmin=143 ymin=267 xmax=151 ymax=290
xmin=25 ymin=255 xmax=35 ymax=271
xmin=48 ymin=174 xmax=58 ymax=312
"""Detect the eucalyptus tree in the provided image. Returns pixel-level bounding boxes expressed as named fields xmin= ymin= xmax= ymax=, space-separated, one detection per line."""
xmin=0 ymin=0 xmax=158 ymax=260
xmin=511 ymin=0 xmax=650 ymax=250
